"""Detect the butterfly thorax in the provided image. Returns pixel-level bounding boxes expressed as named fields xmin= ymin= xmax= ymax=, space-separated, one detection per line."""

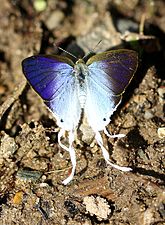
xmin=74 ymin=59 xmax=89 ymax=108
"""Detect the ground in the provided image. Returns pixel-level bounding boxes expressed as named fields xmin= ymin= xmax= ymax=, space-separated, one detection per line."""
xmin=0 ymin=0 xmax=165 ymax=225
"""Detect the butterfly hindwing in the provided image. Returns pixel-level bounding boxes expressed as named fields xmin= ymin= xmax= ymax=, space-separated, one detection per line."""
xmin=85 ymin=69 xmax=121 ymax=131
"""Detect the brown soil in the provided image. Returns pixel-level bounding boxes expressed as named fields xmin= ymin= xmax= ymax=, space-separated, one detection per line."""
xmin=0 ymin=1 xmax=164 ymax=224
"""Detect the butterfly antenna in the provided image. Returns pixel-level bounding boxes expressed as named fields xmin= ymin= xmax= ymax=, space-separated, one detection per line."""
xmin=54 ymin=43 xmax=78 ymax=60
xmin=94 ymin=40 xmax=102 ymax=50
xmin=82 ymin=40 xmax=102 ymax=60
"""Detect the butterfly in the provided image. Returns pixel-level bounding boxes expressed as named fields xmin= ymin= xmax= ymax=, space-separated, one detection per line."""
xmin=22 ymin=49 xmax=138 ymax=185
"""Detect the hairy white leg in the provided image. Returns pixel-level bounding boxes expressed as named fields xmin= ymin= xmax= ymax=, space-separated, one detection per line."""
xmin=104 ymin=128 xmax=126 ymax=138
xmin=58 ymin=129 xmax=70 ymax=152
xmin=95 ymin=131 xmax=132 ymax=172
xmin=59 ymin=131 xmax=76 ymax=185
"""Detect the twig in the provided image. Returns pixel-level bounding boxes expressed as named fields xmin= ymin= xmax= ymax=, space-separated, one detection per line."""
xmin=0 ymin=79 xmax=27 ymax=120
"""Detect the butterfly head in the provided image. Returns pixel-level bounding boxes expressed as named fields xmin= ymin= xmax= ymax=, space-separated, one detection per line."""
xmin=75 ymin=58 xmax=85 ymax=65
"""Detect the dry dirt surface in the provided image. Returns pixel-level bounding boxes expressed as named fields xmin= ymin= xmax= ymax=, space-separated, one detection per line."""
xmin=0 ymin=1 xmax=165 ymax=225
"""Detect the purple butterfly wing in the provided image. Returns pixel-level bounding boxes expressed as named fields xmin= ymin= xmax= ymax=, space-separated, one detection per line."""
xmin=85 ymin=50 xmax=138 ymax=131
xmin=22 ymin=55 xmax=81 ymax=131
xmin=87 ymin=50 xmax=138 ymax=96
xmin=22 ymin=55 xmax=75 ymax=101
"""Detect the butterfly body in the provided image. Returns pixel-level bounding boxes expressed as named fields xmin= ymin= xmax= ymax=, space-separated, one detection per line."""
xmin=22 ymin=49 xmax=138 ymax=184
xmin=74 ymin=59 xmax=88 ymax=108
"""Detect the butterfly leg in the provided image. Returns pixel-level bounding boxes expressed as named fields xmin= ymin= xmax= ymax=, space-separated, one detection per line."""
xmin=95 ymin=131 xmax=132 ymax=172
xmin=58 ymin=129 xmax=70 ymax=152
xmin=104 ymin=128 xmax=125 ymax=138
xmin=58 ymin=130 xmax=76 ymax=185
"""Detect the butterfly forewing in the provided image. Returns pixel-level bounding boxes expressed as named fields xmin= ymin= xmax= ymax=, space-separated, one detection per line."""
xmin=87 ymin=50 xmax=138 ymax=96
xmin=22 ymin=55 xmax=74 ymax=100
xmin=22 ymin=55 xmax=81 ymax=131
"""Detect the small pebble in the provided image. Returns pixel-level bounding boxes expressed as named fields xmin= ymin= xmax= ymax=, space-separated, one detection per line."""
xmin=157 ymin=127 xmax=165 ymax=139
xmin=144 ymin=110 xmax=154 ymax=120
xmin=45 ymin=10 xmax=64 ymax=30
xmin=0 ymin=133 xmax=18 ymax=160
xmin=13 ymin=191 xmax=24 ymax=205
xmin=17 ymin=169 xmax=43 ymax=181
xmin=157 ymin=86 xmax=165 ymax=98
xmin=83 ymin=196 xmax=111 ymax=221
xmin=0 ymin=85 xmax=6 ymax=94
xmin=33 ymin=0 xmax=47 ymax=12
